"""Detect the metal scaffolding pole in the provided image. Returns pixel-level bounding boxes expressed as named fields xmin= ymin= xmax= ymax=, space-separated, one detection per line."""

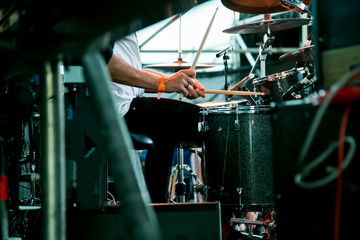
xmin=139 ymin=13 xmax=180 ymax=49
xmin=140 ymin=48 xmax=298 ymax=54
xmin=40 ymin=60 xmax=66 ymax=240
xmin=235 ymin=34 xmax=256 ymax=67
xmin=81 ymin=50 xmax=162 ymax=240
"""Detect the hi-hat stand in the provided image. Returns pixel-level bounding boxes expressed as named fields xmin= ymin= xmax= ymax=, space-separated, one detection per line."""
xmin=170 ymin=145 xmax=203 ymax=203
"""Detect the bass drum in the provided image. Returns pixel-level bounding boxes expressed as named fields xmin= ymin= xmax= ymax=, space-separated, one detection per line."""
xmin=199 ymin=105 xmax=274 ymax=211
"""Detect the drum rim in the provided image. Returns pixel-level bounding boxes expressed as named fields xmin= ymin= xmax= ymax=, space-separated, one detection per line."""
xmin=200 ymin=105 xmax=271 ymax=114
xmin=253 ymin=67 xmax=307 ymax=85
xmin=196 ymin=99 xmax=248 ymax=108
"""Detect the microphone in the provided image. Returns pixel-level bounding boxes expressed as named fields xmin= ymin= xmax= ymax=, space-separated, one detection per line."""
xmin=216 ymin=46 xmax=232 ymax=58
xmin=282 ymin=73 xmax=315 ymax=101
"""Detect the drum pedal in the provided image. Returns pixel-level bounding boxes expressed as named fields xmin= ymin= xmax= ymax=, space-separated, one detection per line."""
xmin=168 ymin=146 xmax=204 ymax=203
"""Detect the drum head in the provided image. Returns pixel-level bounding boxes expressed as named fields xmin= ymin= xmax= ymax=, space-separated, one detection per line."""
xmin=196 ymin=99 xmax=247 ymax=108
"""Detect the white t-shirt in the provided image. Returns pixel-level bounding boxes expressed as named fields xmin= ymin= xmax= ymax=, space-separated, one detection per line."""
xmin=111 ymin=33 xmax=145 ymax=117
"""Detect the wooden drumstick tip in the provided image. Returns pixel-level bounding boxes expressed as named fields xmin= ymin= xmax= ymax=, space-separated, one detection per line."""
xmin=230 ymin=73 xmax=255 ymax=91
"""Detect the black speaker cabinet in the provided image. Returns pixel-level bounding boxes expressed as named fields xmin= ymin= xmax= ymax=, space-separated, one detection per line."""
xmin=65 ymin=82 xmax=107 ymax=211
xmin=313 ymin=0 xmax=360 ymax=88
xmin=271 ymin=100 xmax=360 ymax=240
xmin=67 ymin=202 xmax=222 ymax=240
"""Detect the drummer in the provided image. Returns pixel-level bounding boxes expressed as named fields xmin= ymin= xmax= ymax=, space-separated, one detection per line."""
xmin=105 ymin=33 xmax=206 ymax=203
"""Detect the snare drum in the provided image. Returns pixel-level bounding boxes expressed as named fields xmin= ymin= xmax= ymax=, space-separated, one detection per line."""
xmin=253 ymin=68 xmax=308 ymax=104
xmin=199 ymin=105 xmax=274 ymax=210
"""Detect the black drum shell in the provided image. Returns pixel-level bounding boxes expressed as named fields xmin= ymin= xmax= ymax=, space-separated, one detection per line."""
xmin=253 ymin=68 xmax=308 ymax=104
xmin=200 ymin=106 xmax=274 ymax=209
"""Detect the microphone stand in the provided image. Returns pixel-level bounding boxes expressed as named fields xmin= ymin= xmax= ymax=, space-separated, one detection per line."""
xmin=216 ymin=46 xmax=232 ymax=101
xmin=223 ymin=52 xmax=230 ymax=101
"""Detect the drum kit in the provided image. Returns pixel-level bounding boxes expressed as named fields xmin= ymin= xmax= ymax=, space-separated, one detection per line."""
xmin=150 ymin=0 xmax=315 ymax=238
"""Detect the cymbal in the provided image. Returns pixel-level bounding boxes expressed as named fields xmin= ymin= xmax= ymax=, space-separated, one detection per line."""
xmin=145 ymin=59 xmax=213 ymax=71
xmin=223 ymin=18 xmax=311 ymax=34
xmin=221 ymin=0 xmax=312 ymax=14
xmin=279 ymin=45 xmax=314 ymax=62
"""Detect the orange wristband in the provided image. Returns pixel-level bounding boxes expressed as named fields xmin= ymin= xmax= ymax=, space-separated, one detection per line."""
xmin=157 ymin=76 xmax=166 ymax=99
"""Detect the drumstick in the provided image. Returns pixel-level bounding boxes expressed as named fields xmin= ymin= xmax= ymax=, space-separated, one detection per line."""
xmin=190 ymin=7 xmax=218 ymax=71
xmin=203 ymin=89 xmax=265 ymax=96
xmin=230 ymin=73 xmax=255 ymax=91
xmin=179 ymin=7 xmax=218 ymax=100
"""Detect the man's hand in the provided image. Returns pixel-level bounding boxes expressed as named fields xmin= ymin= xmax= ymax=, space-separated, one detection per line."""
xmin=165 ymin=70 xmax=205 ymax=99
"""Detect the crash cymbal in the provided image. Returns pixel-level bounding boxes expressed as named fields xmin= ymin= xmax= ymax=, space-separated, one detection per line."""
xmin=145 ymin=59 xmax=213 ymax=71
xmin=223 ymin=18 xmax=311 ymax=34
xmin=279 ymin=45 xmax=314 ymax=62
xmin=221 ymin=0 xmax=312 ymax=14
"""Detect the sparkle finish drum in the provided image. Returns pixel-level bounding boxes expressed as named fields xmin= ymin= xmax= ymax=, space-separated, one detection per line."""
xmin=199 ymin=105 xmax=274 ymax=210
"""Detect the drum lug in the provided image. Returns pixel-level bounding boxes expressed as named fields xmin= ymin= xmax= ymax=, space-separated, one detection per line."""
xmin=237 ymin=187 xmax=243 ymax=205
xmin=234 ymin=120 xmax=240 ymax=130
xmin=199 ymin=108 xmax=209 ymax=132
xmin=198 ymin=121 xmax=204 ymax=132
xmin=234 ymin=107 xmax=240 ymax=131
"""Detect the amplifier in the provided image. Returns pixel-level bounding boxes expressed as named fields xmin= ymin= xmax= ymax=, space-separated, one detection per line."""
xmin=313 ymin=0 xmax=360 ymax=87
xmin=66 ymin=202 xmax=222 ymax=240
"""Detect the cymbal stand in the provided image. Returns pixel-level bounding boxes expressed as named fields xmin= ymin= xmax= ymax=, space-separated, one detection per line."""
xmin=259 ymin=35 xmax=273 ymax=77
xmin=246 ymin=44 xmax=268 ymax=77
xmin=247 ymin=14 xmax=274 ymax=78
xmin=176 ymin=13 xmax=184 ymax=64
xmin=243 ymin=17 xmax=274 ymax=104
xmin=259 ymin=22 xmax=274 ymax=77
xmin=244 ymin=15 xmax=274 ymax=104
xmin=237 ymin=53 xmax=260 ymax=105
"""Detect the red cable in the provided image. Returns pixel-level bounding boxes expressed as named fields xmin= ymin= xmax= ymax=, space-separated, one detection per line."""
xmin=334 ymin=104 xmax=351 ymax=240
xmin=0 ymin=175 xmax=8 ymax=200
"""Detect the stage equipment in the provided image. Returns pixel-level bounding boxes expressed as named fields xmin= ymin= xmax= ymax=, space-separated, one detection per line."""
xmin=221 ymin=0 xmax=312 ymax=14
xmin=279 ymin=45 xmax=314 ymax=62
xmin=253 ymin=67 xmax=313 ymax=104
xmin=199 ymin=105 xmax=274 ymax=212
xmin=313 ymin=0 xmax=360 ymax=88
xmin=223 ymin=18 xmax=311 ymax=34
xmin=64 ymin=80 xmax=107 ymax=211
